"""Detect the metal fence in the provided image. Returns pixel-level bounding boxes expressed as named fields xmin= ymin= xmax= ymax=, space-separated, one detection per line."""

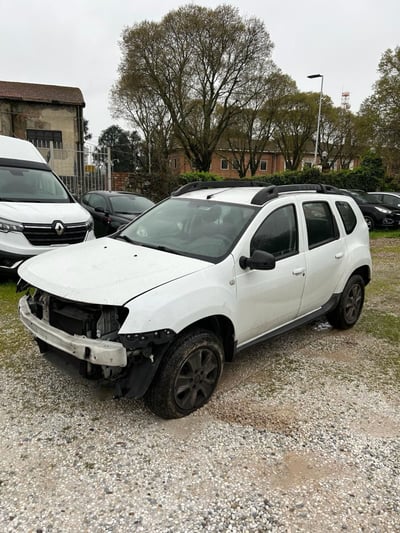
xmin=35 ymin=141 xmax=110 ymax=197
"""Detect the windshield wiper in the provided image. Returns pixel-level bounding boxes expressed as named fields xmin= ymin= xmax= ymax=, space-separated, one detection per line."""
xmin=116 ymin=234 xmax=139 ymax=245
xmin=115 ymin=236 xmax=183 ymax=255
xmin=146 ymin=244 xmax=183 ymax=256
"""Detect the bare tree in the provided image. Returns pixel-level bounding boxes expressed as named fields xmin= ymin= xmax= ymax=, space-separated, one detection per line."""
xmin=222 ymin=71 xmax=297 ymax=176
xmin=110 ymin=79 xmax=174 ymax=174
xmin=272 ymin=92 xmax=318 ymax=170
xmin=359 ymin=47 xmax=400 ymax=178
xmin=112 ymin=4 xmax=274 ymax=171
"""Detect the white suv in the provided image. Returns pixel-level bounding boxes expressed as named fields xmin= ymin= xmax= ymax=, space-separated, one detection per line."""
xmin=18 ymin=182 xmax=372 ymax=419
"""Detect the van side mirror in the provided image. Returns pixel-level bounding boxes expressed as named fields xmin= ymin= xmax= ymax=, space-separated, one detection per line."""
xmin=239 ymin=250 xmax=276 ymax=270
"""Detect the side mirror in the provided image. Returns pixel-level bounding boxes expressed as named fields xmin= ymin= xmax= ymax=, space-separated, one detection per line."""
xmin=239 ymin=249 xmax=276 ymax=271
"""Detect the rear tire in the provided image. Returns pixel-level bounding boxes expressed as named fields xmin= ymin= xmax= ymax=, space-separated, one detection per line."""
xmin=327 ymin=274 xmax=365 ymax=330
xmin=144 ymin=328 xmax=224 ymax=419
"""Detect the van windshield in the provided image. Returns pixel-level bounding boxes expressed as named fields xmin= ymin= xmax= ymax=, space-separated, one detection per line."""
xmin=0 ymin=166 xmax=71 ymax=203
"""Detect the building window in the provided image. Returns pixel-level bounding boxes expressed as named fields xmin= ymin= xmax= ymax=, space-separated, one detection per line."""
xmin=169 ymin=158 xmax=177 ymax=169
xmin=26 ymin=129 xmax=63 ymax=149
xmin=260 ymin=160 xmax=267 ymax=172
xmin=220 ymin=159 xmax=229 ymax=170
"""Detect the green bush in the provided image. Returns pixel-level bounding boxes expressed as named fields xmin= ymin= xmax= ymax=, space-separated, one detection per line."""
xmin=178 ymin=171 xmax=224 ymax=183
xmin=253 ymin=153 xmax=385 ymax=191
xmin=127 ymin=152 xmax=386 ymax=202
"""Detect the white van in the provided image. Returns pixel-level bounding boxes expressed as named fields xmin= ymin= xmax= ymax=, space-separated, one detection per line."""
xmin=0 ymin=135 xmax=94 ymax=273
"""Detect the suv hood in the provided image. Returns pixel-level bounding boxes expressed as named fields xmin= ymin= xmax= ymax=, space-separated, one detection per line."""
xmin=1 ymin=201 xmax=91 ymax=223
xmin=18 ymin=237 xmax=210 ymax=305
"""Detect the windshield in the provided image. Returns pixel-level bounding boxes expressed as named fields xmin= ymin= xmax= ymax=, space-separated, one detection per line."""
xmin=118 ymin=197 xmax=257 ymax=261
xmin=110 ymin=194 xmax=154 ymax=214
xmin=0 ymin=166 xmax=70 ymax=202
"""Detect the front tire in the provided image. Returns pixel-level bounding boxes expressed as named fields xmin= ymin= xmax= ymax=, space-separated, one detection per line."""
xmin=327 ymin=274 xmax=365 ymax=330
xmin=144 ymin=328 xmax=224 ymax=419
xmin=364 ymin=216 xmax=374 ymax=231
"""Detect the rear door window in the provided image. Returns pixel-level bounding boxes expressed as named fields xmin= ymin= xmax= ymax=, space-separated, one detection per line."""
xmin=303 ymin=201 xmax=339 ymax=249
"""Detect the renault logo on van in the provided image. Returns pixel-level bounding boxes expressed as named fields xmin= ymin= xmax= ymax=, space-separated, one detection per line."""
xmin=53 ymin=221 xmax=65 ymax=236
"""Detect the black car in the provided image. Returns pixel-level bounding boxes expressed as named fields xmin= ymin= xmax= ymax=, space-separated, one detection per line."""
xmin=367 ymin=191 xmax=400 ymax=210
xmin=341 ymin=189 xmax=400 ymax=230
xmin=81 ymin=191 xmax=154 ymax=237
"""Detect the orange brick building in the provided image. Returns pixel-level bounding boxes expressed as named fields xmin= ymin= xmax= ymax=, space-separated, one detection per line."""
xmin=167 ymin=145 xmax=314 ymax=178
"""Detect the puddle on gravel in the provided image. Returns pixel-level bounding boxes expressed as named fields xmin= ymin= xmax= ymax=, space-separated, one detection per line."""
xmin=352 ymin=413 xmax=400 ymax=438
xmin=271 ymin=451 xmax=341 ymax=489
xmin=207 ymin=396 xmax=297 ymax=434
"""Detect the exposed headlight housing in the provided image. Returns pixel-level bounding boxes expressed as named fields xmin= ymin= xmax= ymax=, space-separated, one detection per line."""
xmin=0 ymin=217 xmax=24 ymax=233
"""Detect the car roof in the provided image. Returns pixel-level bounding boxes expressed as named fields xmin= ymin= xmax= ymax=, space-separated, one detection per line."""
xmin=174 ymin=182 xmax=349 ymax=207
xmin=369 ymin=191 xmax=400 ymax=196
xmin=85 ymin=190 xmax=147 ymax=198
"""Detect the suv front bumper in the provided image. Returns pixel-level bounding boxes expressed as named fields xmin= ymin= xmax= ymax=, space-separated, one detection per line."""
xmin=19 ymin=295 xmax=127 ymax=367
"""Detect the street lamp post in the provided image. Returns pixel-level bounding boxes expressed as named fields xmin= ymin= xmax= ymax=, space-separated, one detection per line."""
xmin=307 ymin=73 xmax=324 ymax=167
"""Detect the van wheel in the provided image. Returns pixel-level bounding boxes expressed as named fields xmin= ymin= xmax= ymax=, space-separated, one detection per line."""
xmin=144 ymin=329 xmax=224 ymax=419
xmin=327 ymin=275 xmax=365 ymax=330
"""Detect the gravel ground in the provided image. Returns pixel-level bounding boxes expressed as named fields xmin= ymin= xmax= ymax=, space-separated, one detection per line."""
xmin=0 ymin=238 xmax=399 ymax=532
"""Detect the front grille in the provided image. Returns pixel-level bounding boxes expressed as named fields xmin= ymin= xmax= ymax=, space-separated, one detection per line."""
xmin=23 ymin=222 xmax=88 ymax=246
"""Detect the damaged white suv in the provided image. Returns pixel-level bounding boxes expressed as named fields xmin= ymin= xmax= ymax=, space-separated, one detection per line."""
xmin=18 ymin=182 xmax=372 ymax=419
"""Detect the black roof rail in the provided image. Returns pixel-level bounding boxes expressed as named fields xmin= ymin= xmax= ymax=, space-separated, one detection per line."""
xmin=274 ymin=183 xmax=340 ymax=194
xmin=171 ymin=181 xmax=342 ymax=204
xmin=171 ymin=180 xmax=268 ymax=197
xmin=250 ymin=186 xmax=278 ymax=205
xmin=251 ymin=183 xmax=341 ymax=205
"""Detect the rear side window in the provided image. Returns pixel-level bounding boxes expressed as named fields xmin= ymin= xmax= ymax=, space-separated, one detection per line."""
xmin=336 ymin=201 xmax=357 ymax=234
xmin=86 ymin=194 xmax=107 ymax=210
xmin=303 ymin=201 xmax=339 ymax=249
xmin=250 ymin=204 xmax=298 ymax=259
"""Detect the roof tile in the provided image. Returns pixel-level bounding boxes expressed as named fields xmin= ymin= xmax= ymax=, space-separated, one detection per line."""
xmin=0 ymin=80 xmax=85 ymax=106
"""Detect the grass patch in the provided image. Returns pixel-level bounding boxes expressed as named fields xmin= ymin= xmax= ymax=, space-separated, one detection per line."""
xmin=0 ymin=280 xmax=33 ymax=365
xmin=0 ymin=281 xmax=20 ymax=310
xmin=368 ymin=277 xmax=399 ymax=291
xmin=370 ymin=243 xmax=400 ymax=255
xmin=370 ymin=229 xmax=400 ymax=239
xmin=359 ymin=309 xmax=400 ymax=344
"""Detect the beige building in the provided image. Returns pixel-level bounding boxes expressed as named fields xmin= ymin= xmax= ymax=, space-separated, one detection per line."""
xmin=0 ymin=80 xmax=85 ymax=179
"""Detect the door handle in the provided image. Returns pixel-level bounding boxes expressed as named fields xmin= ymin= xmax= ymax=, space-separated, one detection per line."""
xmin=292 ymin=267 xmax=305 ymax=276
xmin=335 ymin=252 xmax=344 ymax=259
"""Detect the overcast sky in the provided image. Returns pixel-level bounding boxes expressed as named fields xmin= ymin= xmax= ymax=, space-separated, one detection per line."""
xmin=1 ymin=0 xmax=399 ymax=145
